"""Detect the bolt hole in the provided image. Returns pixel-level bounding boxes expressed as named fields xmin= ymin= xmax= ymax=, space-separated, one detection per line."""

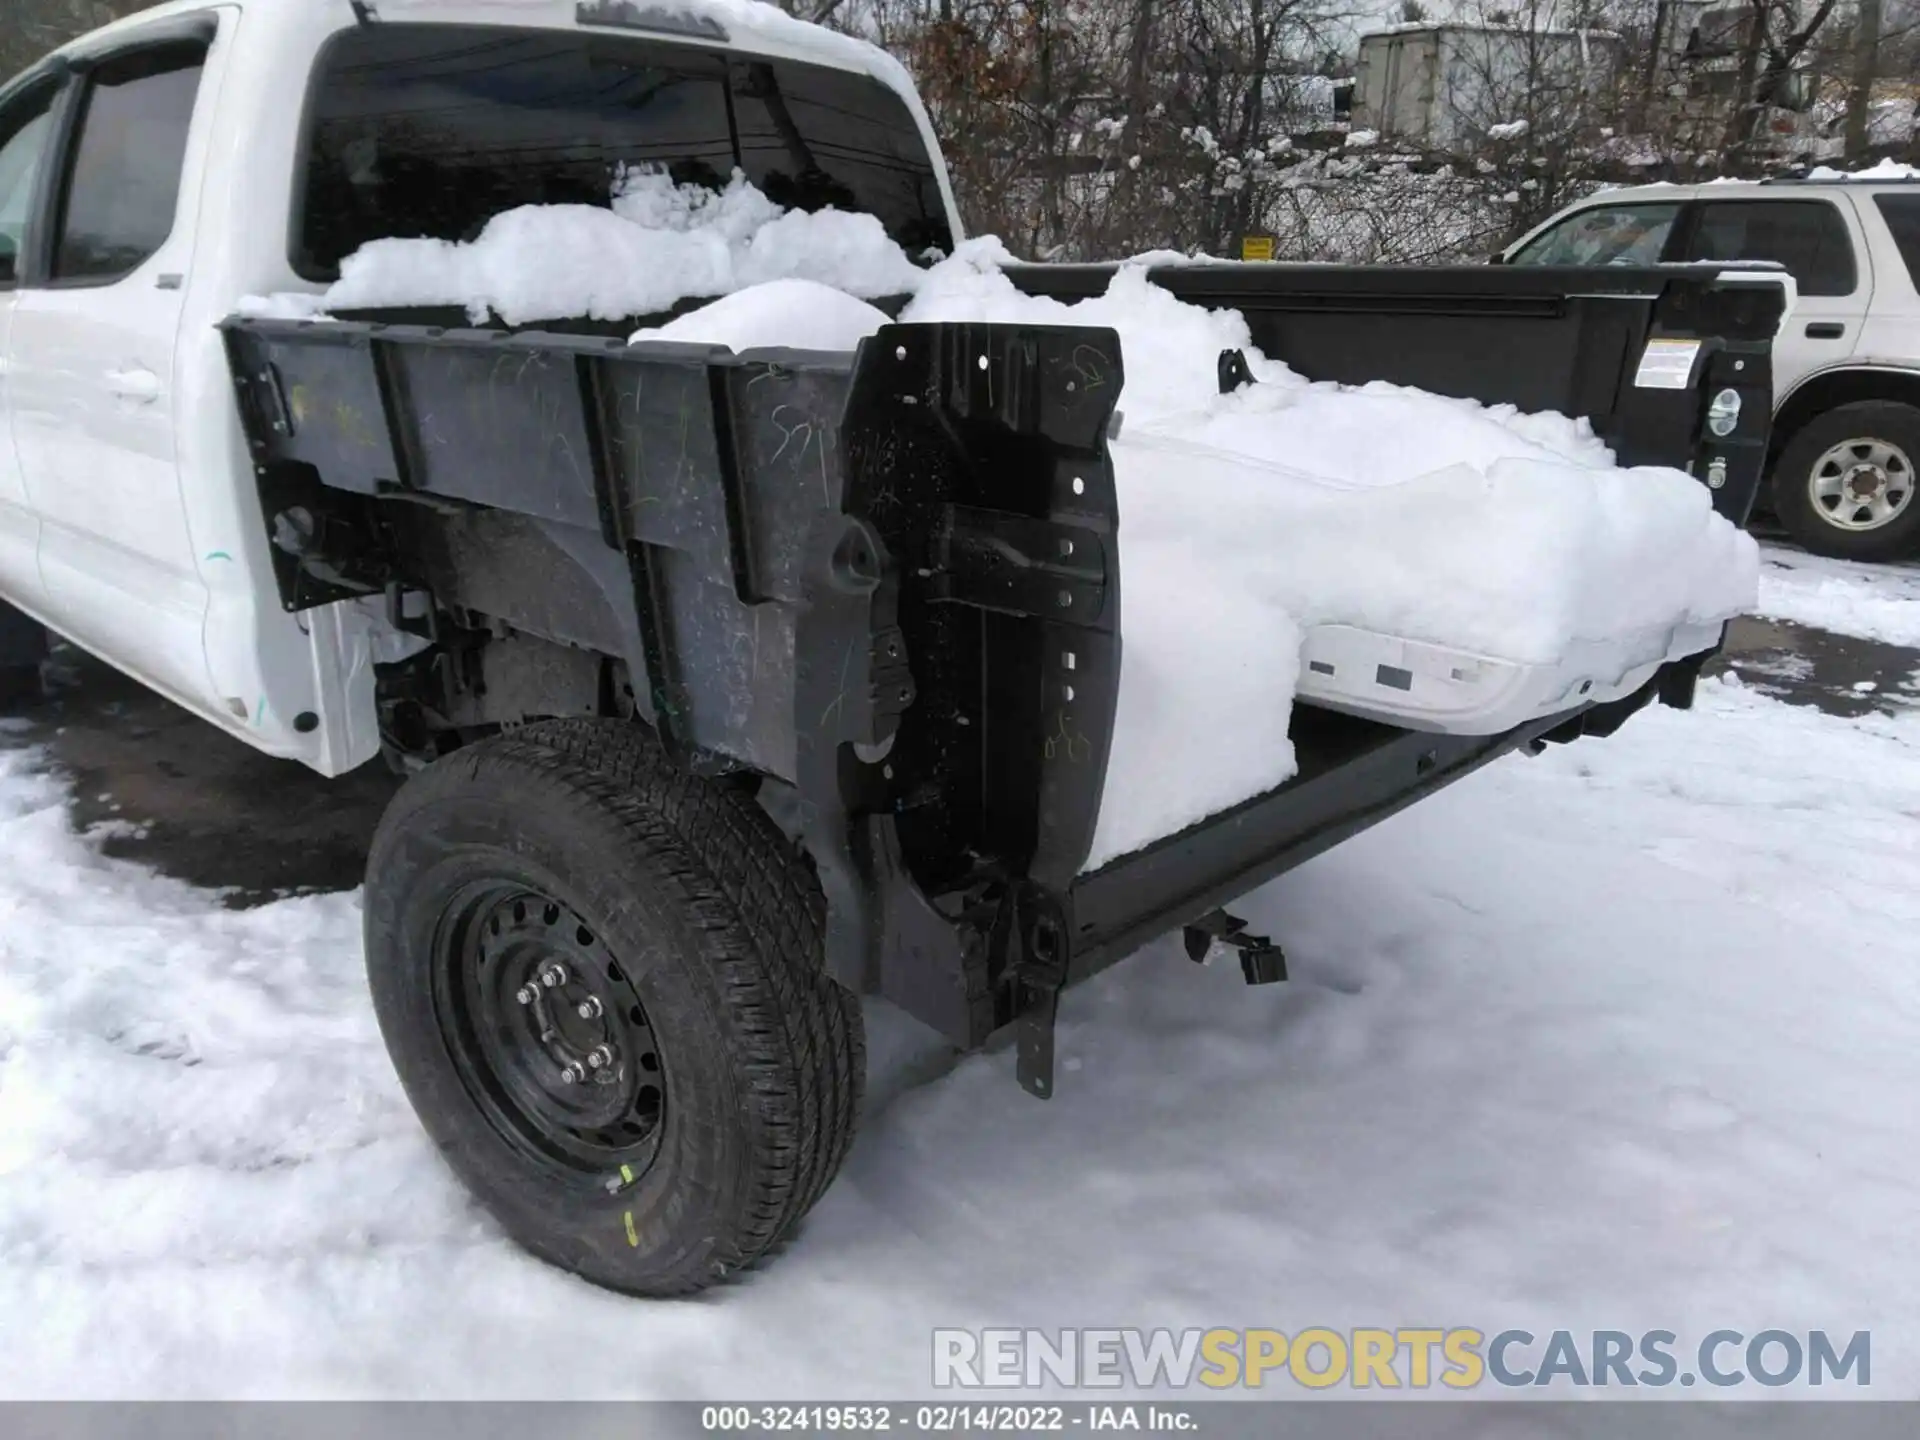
xmin=977 ymin=354 xmax=989 ymax=371
xmin=1059 ymin=537 xmax=1075 ymax=557
xmin=576 ymin=925 xmax=594 ymax=947
xmin=629 ymin=1006 xmax=647 ymax=1026
xmin=895 ymin=345 xmax=907 ymax=361
xmin=1072 ymin=477 xmax=1085 ymax=495
xmin=1065 ymin=685 xmax=1076 ymax=701
xmin=1063 ymin=651 xmax=1077 ymax=670
xmin=606 ymin=961 xmax=622 ymax=982
xmin=512 ymin=900 xmax=527 ymax=924
xmin=543 ymin=903 xmax=559 ymax=925
xmin=640 ymin=1051 xmax=659 ymax=1072
xmin=636 ymin=1084 xmax=662 ymax=1120
xmin=1057 ymin=589 xmax=1072 ymax=607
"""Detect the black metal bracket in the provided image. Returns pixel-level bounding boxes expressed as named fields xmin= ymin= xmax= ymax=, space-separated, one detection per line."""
xmin=382 ymin=581 xmax=440 ymax=644
xmin=1007 ymin=885 xmax=1073 ymax=1098
xmin=1183 ymin=909 xmax=1288 ymax=986
xmin=932 ymin=503 xmax=1108 ymax=621
xmin=1218 ymin=348 xmax=1256 ymax=395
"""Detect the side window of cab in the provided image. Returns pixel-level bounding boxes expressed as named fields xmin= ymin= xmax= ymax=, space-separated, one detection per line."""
xmin=0 ymin=81 xmax=60 ymax=286
xmin=50 ymin=44 xmax=208 ymax=286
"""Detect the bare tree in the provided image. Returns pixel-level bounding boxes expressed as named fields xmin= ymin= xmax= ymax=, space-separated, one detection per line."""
xmin=1717 ymin=0 xmax=1844 ymax=158
xmin=1 ymin=1 xmax=147 ymax=81
xmin=1841 ymin=0 xmax=1881 ymax=162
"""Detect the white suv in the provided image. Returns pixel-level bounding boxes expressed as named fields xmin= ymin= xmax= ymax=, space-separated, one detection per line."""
xmin=1506 ymin=178 xmax=1920 ymax=562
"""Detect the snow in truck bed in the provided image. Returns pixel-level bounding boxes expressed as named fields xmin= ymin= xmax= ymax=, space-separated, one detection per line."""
xmin=261 ymin=171 xmax=1760 ymax=870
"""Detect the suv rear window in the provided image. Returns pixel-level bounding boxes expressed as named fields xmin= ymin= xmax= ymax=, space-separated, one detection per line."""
xmin=1681 ymin=199 xmax=1857 ymax=296
xmin=1873 ymin=194 xmax=1920 ymax=291
xmin=294 ymin=24 xmax=951 ymax=280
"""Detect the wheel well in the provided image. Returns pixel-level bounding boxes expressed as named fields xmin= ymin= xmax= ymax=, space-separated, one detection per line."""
xmin=1772 ymin=368 xmax=1920 ymax=463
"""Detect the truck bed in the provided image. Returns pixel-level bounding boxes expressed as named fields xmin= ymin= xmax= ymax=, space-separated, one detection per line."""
xmin=223 ymin=260 xmax=1780 ymax=1088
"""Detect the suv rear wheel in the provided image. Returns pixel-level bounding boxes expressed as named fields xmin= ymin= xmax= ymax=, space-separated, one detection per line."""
xmin=1772 ymin=401 xmax=1920 ymax=562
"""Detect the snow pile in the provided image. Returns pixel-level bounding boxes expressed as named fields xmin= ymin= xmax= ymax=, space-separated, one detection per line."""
xmin=1756 ymin=548 xmax=1920 ymax=649
xmin=891 ymin=250 xmax=1749 ymax=862
xmin=272 ymin=177 xmax=1759 ymax=869
xmin=630 ymin=278 xmax=891 ymax=353
xmin=322 ymin=172 xmax=926 ymax=325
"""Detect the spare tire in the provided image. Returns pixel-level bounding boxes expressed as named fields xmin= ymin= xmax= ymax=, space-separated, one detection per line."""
xmin=363 ymin=718 xmax=864 ymax=1296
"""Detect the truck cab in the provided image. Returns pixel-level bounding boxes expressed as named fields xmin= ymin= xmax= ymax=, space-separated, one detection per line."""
xmin=0 ymin=0 xmax=957 ymax=773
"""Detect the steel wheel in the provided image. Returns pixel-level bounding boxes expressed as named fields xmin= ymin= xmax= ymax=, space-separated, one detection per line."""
xmin=1807 ymin=437 xmax=1913 ymax=533
xmin=368 ymin=722 xmax=864 ymax=1294
xmin=431 ymin=883 xmax=666 ymax=1182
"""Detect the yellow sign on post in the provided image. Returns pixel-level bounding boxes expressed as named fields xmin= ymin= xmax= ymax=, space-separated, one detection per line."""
xmin=1240 ymin=233 xmax=1276 ymax=262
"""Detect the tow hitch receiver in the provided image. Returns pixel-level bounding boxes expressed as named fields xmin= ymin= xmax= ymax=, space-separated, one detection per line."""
xmin=1184 ymin=910 xmax=1288 ymax=986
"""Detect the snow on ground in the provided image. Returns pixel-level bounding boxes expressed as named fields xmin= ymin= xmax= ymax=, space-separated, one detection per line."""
xmin=2 ymin=663 xmax=1917 ymax=1398
xmin=1756 ymin=545 xmax=1920 ymax=649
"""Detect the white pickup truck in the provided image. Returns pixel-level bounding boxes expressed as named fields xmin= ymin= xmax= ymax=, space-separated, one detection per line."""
xmin=0 ymin=0 xmax=1784 ymax=1297
xmin=1506 ymin=177 xmax=1920 ymax=562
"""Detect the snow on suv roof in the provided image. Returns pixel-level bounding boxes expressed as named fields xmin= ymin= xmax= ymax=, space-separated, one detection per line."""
xmin=1580 ymin=166 xmax=1920 ymax=207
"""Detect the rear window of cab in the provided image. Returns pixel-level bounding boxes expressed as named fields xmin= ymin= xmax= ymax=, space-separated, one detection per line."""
xmin=292 ymin=23 xmax=952 ymax=281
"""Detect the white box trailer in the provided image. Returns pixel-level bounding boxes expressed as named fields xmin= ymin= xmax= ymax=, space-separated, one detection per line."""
xmin=1352 ymin=22 xmax=1623 ymax=150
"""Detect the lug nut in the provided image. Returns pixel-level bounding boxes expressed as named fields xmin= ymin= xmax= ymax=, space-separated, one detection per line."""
xmin=516 ymin=985 xmax=537 ymax=1006
xmin=576 ymin=997 xmax=603 ymax=1020
xmin=586 ymin=1044 xmax=615 ymax=1070
xmin=540 ymin=964 xmax=567 ymax=989
xmin=559 ymin=1062 xmax=586 ymax=1085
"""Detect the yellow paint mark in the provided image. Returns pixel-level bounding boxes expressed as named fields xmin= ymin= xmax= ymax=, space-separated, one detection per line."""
xmin=620 ymin=1163 xmax=635 ymax=1186
xmin=624 ymin=1210 xmax=639 ymax=1248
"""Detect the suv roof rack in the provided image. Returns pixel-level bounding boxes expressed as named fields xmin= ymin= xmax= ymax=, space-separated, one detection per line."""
xmin=1760 ymin=170 xmax=1920 ymax=184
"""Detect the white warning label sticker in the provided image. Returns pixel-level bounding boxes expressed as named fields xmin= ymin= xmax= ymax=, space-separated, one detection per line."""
xmin=1633 ymin=338 xmax=1702 ymax=390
